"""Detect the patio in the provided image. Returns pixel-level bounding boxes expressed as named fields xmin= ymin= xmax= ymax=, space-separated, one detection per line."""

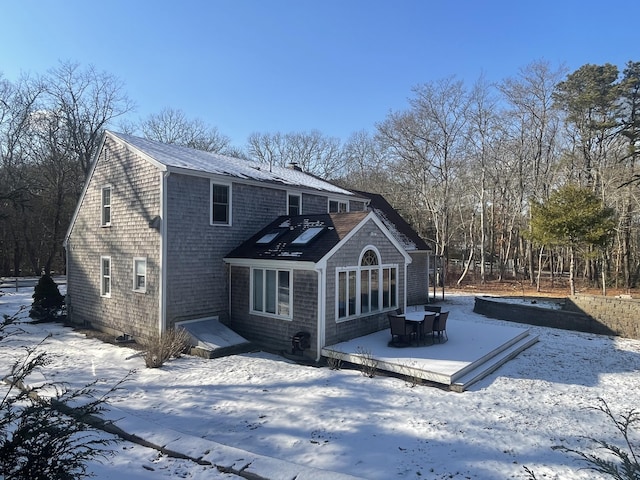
xmin=322 ymin=317 xmax=539 ymax=392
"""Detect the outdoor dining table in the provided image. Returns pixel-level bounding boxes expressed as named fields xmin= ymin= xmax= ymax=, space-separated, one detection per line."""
xmin=401 ymin=311 xmax=436 ymax=323
xmin=400 ymin=311 xmax=437 ymax=344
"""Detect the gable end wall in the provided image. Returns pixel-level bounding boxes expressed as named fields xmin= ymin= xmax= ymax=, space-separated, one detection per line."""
xmin=324 ymin=219 xmax=407 ymax=346
xmin=66 ymin=136 xmax=162 ymax=339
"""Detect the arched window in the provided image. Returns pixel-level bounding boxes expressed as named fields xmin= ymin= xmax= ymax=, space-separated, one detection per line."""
xmin=337 ymin=247 xmax=397 ymax=320
xmin=361 ymin=249 xmax=379 ymax=266
xmin=360 ymin=249 xmax=379 ymax=314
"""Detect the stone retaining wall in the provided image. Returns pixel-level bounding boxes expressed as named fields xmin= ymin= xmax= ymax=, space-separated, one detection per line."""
xmin=564 ymin=294 xmax=640 ymax=339
xmin=473 ymin=295 xmax=640 ymax=339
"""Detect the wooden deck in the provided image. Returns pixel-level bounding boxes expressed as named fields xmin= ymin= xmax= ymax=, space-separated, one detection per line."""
xmin=321 ymin=319 xmax=538 ymax=392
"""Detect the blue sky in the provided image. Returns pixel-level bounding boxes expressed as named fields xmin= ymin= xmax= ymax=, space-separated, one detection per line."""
xmin=1 ymin=0 xmax=636 ymax=148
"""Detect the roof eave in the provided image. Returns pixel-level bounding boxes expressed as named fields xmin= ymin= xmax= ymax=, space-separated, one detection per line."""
xmin=64 ymin=130 xmax=109 ymax=247
xmin=223 ymin=257 xmax=317 ymax=270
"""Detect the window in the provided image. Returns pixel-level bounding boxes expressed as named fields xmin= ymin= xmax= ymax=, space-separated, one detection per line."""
xmin=211 ymin=182 xmax=231 ymax=225
xmin=133 ymin=258 xmax=146 ymax=292
xmin=288 ymin=193 xmax=301 ymax=216
xmin=291 ymin=227 xmax=325 ymax=245
xmin=101 ymin=256 xmax=111 ymax=297
xmin=338 ymin=270 xmax=357 ymax=318
xmin=101 ymin=186 xmax=111 ymax=226
xmin=252 ymin=268 xmax=291 ymax=318
xmin=382 ymin=266 xmax=397 ymax=309
xmin=337 ymin=248 xmax=397 ymax=320
xmin=329 ymin=199 xmax=348 ymax=213
xmin=256 ymin=231 xmax=282 ymax=245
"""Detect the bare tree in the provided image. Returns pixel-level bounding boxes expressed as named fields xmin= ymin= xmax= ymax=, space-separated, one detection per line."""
xmin=340 ymin=130 xmax=389 ymax=192
xmin=0 ymin=63 xmax=133 ymax=276
xmin=43 ymin=61 xmax=135 ymax=176
xmin=0 ymin=74 xmax=44 ymax=275
xmin=246 ymin=130 xmax=344 ymax=179
xmin=498 ymin=60 xmax=565 ymax=286
xmin=139 ymin=107 xmax=231 ymax=153
xmin=462 ymin=75 xmax=502 ymax=284
xmin=377 ymin=77 xmax=469 ymax=271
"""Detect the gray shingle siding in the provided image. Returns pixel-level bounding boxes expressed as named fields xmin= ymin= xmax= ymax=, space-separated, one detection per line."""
xmin=323 ymin=219 xmax=406 ymax=346
xmin=349 ymin=200 xmax=366 ymax=211
xmin=228 ymin=266 xmax=319 ymax=356
xmin=165 ymin=176 xmax=291 ymax=326
xmin=66 ymin=136 xmax=161 ymax=339
xmin=66 ymin=132 xmax=426 ymax=354
xmin=407 ymin=252 xmax=429 ymax=305
xmin=301 ymin=192 xmax=329 ymax=214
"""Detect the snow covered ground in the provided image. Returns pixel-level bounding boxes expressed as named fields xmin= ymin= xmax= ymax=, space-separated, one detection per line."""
xmin=1 ymin=287 xmax=639 ymax=479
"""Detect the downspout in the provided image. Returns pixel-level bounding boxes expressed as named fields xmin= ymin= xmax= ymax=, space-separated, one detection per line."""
xmin=426 ymin=253 xmax=431 ymax=304
xmin=228 ymin=265 xmax=232 ymax=320
xmin=63 ymin=238 xmax=70 ymax=318
xmin=158 ymin=171 xmax=170 ymax=335
xmin=403 ymin=261 xmax=408 ymax=312
xmin=315 ymin=266 xmax=325 ymax=362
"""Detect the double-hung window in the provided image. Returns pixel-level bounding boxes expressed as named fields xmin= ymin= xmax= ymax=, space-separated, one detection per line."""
xmin=211 ymin=182 xmax=231 ymax=225
xmin=133 ymin=257 xmax=146 ymax=293
xmin=101 ymin=256 xmax=111 ymax=297
xmin=101 ymin=186 xmax=111 ymax=226
xmin=288 ymin=193 xmax=301 ymax=216
xmin=252 ymin=268 xmax=291 ymax=318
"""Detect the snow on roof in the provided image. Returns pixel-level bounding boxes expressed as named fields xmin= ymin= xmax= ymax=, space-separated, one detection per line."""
xmin=111 ymin=131 xmax=354 ymax=196
xmin=371 ymin=207 xmax=418 ymax=251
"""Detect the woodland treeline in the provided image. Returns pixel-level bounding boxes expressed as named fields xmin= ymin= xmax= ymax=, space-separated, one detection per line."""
xmin=1 ymin=60 xmax=639 ymax=291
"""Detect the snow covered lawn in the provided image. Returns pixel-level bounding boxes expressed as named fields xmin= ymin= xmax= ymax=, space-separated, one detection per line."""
xmin=1 ymin=288 xmax=639 ymax=479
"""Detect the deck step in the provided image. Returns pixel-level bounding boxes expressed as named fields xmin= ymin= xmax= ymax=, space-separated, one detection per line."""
xmin=449 ymin=334 xmax=539 ymax=392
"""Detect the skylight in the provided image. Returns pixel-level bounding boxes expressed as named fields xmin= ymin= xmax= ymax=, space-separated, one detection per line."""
xmin=256 ymin=231 xmax=281 ymax=245
xmin=291 ymin=227 xmax=325 ymax=245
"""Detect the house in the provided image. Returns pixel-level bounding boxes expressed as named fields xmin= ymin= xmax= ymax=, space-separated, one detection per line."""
xmin=64 ymin=131 xmax=432 ymax=360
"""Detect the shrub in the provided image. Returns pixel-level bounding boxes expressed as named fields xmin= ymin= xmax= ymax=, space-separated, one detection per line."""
xmin=355 ymin=346 xmax=378 ymax=378
xmin=30 ymin=275 xmax=65 ymax=321
xmin=141 ymin=327 xmax=191 ymax=368
xmin=525 ymin=398 xmax=639 ymax=480
xmin=0 ymin=309 xmax=129 ymax=479
xmin=326 ymin=355 xmax=343 ymax=370
xmin=553 ymin=398 xmax=639 ymax=479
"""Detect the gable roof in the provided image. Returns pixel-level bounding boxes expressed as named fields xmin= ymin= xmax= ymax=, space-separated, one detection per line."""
xmin=110 ymin=131 xmax=355 ymax=196
xmin=225 ymin=212 xmax=369 ymax=264
xmin=352 ymin=190 xmax=431 ymax=252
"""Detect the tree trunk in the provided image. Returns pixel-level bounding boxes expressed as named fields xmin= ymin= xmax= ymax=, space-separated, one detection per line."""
xmin=457 ymin=214 xmax=475 ymax=286
xmin=601 ymin=255 xmax=607 ymax=296
xmin=536 ymin=245 xmax=544 ymax=292
xmin=569 ymin=246 xmax=576 ymax=296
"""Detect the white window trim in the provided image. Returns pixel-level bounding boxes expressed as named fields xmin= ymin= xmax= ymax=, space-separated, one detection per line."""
xmin=210 ymin=181 xmax=232 ymax=226
xmin=336 ymin=267 xmax=358 ymax=321
xmin=328 ymin=198 xmax=349 ymax=213
xmin=250 ymin=267 xmax=293 ymax=320
xmin=335 ymin=252 xmax=398 ymax=322
xmin=100 ymin=256 xmax=111 ymax=298
xmin=133 ymin=257 xmax=147 ymax=293
xmin=101 ymin=185 xmax=112 ymax=227
xmin=287 ymin=192 xmax=302 ymax=216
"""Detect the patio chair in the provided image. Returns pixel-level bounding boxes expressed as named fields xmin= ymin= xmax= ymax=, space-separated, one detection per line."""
xmin=434 ymin=311 xmax=449 ymax=342
xmin=389 ymin=313 xmax=413 ymax=345
xmin=424 ymin=305 xmax=441 ymax=330
xmin=418 ymin=313 xmax=436 ymax=345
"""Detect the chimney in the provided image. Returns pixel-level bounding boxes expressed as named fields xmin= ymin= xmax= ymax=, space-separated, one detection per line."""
xmin=287 ymin=162 xmax=302 ymax=171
